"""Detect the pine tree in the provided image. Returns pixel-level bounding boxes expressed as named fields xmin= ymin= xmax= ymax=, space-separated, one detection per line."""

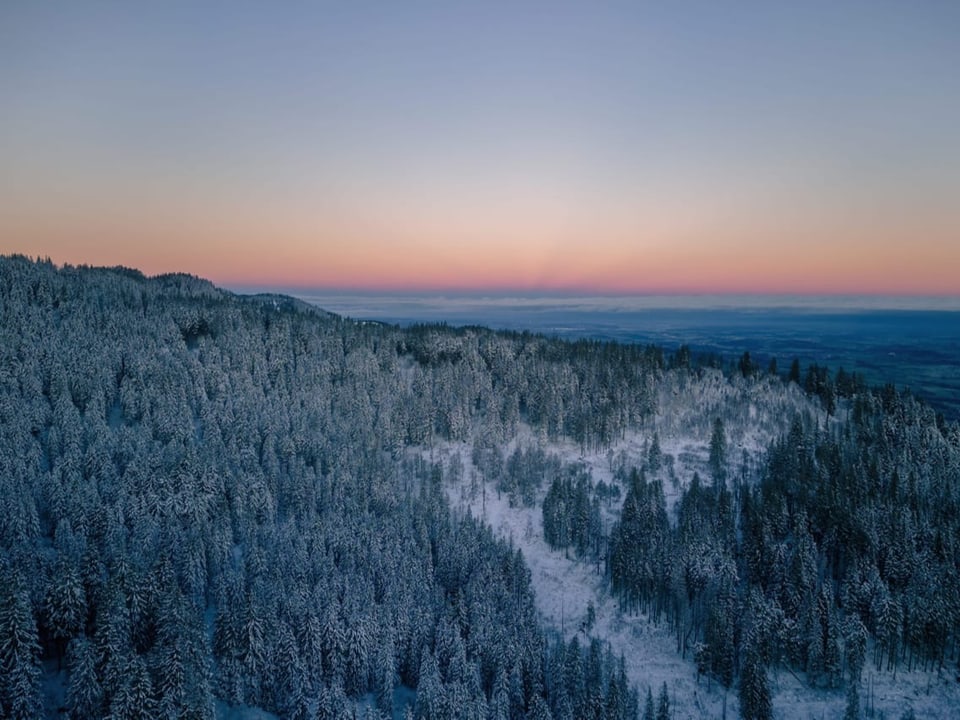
xmin=738 ymin=651 xmax=771 ymax=720
xmin=375 ymin=643 xmax=397 ymax=718
xmin=0 ymin=570 xmax=43 ymax=720
xmin=66 ymin=636 xmax=103 ymax=720
xmin=709 ymin=418 xmax=727 ymax=486
xmin=129 ymin=655 xmax=157 ymax=719
xmin=42 ymin=557 xmax=87 ymax=661
xmin=163 ymin=635 xmax=195 ymax=716
xmin=642 ymin=687 xmax=655 ymax=720
xmin=647 ymin=433 xmax=662 ymax=473
xmin=655 ymin=682 xmax=670 ymax=720
xmin=415 ymin=651 xmax=443 ymax=720
xmin=843 ymin=681 xmax=860 ymax=720
xmin=527 ymin=694 xmax=553 ymax=720
xmin=101 ymin=652 xmax=156 ymax=719
xmin=490 ymin=664 xmax=511 ymax=720
xmin=316 ymin=681 xmax=349 ymax=720
xmin=96 ymin=579 xmax=134 ymax=702
xmin=789 ymin=358 xmax=801 ymax=384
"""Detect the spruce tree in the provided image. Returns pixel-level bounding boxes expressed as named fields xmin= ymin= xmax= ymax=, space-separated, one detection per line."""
xmin=709 ymin=418 xmax=727 ymax=486
xmin=642 ymin=687 xmax=655 ymax=720
xmin=843 ymin=681 xmax=860 ymax=720
xmin=789 ymin=358 xmax=801 ymax=384
xmin=0 ymin=571 xmax=43 ymax=720
xmin=656 ymin=682 xmax=671 ymax=720
xmin=738 ymin=650 xmax=771 ymax=720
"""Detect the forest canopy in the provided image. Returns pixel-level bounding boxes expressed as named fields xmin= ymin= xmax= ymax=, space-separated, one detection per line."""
xmin=0 ymin=256 xmax=958 ymax=720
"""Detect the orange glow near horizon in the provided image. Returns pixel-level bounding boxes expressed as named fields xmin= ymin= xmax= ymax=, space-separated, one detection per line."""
xmin=4 ymin=193 xmax=959 ymax=296
xmin=2 ymin=154 xmax=958 ymax=296
xmin=4 ymin=3 xmax=959 ymax=298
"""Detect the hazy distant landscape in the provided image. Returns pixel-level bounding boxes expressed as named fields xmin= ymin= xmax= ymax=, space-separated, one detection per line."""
xmin=291 ymin=293 xmax=960 ymax=420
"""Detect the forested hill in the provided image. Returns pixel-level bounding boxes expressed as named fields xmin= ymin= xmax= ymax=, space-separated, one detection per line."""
xmin=1 ymin=256 xmax=959 ymax=720
xmin=0 ymin=256 xmax=656 ymax=720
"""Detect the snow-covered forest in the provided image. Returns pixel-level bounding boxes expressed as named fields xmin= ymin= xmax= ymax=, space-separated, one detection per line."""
xmin=1 ymin=256 xmax=959 ymax=719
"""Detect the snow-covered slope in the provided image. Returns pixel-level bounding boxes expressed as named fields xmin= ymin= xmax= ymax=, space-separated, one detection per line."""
xmin=425 ymin=366 xmax=960 ymax=719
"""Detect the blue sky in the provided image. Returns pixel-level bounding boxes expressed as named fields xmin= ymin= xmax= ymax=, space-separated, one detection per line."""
xmin=2 ymin=1 xmax=959 ymax=293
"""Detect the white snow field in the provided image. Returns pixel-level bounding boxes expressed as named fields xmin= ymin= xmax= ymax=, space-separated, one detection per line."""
xmin=428 ymin=370 xmax=960 ymax=719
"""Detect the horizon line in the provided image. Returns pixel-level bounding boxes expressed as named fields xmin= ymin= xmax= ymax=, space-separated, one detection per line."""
xmin=6 ymin=256 xmax=959 ymax=306
xmin=227 ymin=283 xmax=960 ymax=301
xmin=228 ymin=287 xmax=960 ymax=314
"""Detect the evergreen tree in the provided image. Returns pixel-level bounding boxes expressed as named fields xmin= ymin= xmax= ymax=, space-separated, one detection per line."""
xmin=843 ymin=681 xmax=860 ymax=720
xmin=642 ymin=687 xmax=655 ymax=720
xmin=316 ymin=681 xmax=349 ymax=720
xmin=702 ymin=583 xmax=736 ymax=690
xmin=709 ymin=418 xmax=727 ymax=486
xmin=527 ymin=694 xmax=553 ymax=720
xmin=66 ymin=636 xmax=103 ymax=720
xmin=789 ymin=358 xmax=801 ymax=384
xmin=655 ymin=682 xmax=670 ymax=720
xmin=42 ymin=557 xmax=87 ymax=661
xmin=647 ymin=433 xmax=662 ymax=473
xmin=0 ymin=569 xmax=43 ymax=720
xmin=490 ymin=664 xmax=511 ymax=720
xmin=738 ymin=651 xmax=771 ymax=720
xmin=415 ymin=651 xmax=443 ymax=720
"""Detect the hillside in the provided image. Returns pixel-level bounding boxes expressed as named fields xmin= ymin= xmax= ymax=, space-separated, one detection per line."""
xmin=1 ymin=256 xmax=958 ymax=720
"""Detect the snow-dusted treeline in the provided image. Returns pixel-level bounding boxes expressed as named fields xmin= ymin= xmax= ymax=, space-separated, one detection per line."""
xmin=1 ymin=256 xmax=958 ymax=720
xmin=0 ymin=257 xmax=654 ymax=719
xmin=602 ymin=387 xmax=960 ymax=719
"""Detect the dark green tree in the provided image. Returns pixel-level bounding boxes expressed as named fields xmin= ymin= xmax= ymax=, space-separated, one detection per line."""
xmin=843 ymin=681 xmax=860 ymax=720
xmin=709 ymin=418 xmax=727 ymax=486
xmin=0 ymin=571 xmax=43 ymax=720
xmin=655 ymin=682 xmax=671 ymax=720
xmin=642 ymin=687 xmax=655 ymax=720
xmin=738 ymin=650 xmax=771 ymax=720
xmin=788 ymin=358 xmax=801 ymax=384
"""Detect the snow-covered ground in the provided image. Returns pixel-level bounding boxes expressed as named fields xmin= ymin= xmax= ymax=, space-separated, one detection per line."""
xmin=214 ymin=371 xmax=960 ymax=720
xmin=436 ymin=427 xmax=740 ymax=720
xmin=432 ymin=406 xmax=960 ymax=720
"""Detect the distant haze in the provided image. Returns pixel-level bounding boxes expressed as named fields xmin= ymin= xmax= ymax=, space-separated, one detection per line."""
xmin=279 ymin=293 xmax=960 ymax=320
xmin=2 ymin=2 xmax=959 ymax=294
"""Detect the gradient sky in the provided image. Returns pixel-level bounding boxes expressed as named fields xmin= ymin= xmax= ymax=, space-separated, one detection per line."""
xmin=2 ymin=1 xmax=958 ymax=294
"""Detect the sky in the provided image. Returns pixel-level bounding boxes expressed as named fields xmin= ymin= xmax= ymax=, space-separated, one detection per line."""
xmin=1 ymin=0 xmax=958 ymax=295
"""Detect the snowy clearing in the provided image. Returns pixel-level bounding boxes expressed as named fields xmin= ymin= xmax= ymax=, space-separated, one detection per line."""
xmin=429 ymin=414 xmax=960 ymax=720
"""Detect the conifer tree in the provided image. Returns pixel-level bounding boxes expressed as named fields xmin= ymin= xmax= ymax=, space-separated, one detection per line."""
xmin=0 ymin=572 xmax=43 ymax=720
xmin=656 ymin=682 xmax=671 ymax=720
xmin=642 ymin=687 xmax=655 ymax=720
xmin=66 ymin=636 xmax=103 ymax=720
xmin=843 ymin=681 xmax=860 ymax=720
xmin=738 ymin=651 xmax=771 ymax=720
xmin=709 ymin=418 xmax=727 ymax=486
